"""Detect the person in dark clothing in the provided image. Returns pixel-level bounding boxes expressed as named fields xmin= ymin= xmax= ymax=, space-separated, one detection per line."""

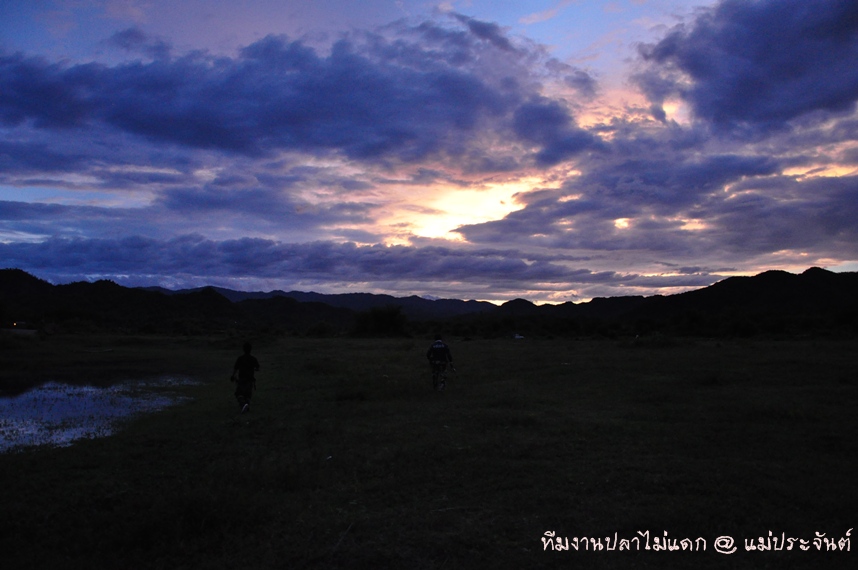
xmin=231 ymin=342 xmax=260 ymax=413
xmin=426 ymin=335 xmax=453 ymax=391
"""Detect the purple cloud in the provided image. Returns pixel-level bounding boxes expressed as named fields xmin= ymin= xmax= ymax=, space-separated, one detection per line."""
xmin=0 ymin=234 xmax=721 ymax=301
xmin=0 ymin=16 xmax=593 ymax=169
xmin=513 ymin=97 xmax=604 ymax=166
xmin=636 ymin=0 xmax=858 ymax=129
xmin=105 ymin=27 xmax=171 ymax=60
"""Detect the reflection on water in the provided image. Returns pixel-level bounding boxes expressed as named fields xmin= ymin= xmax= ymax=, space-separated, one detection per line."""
xmin=0 ymin=376 xmax=198 ymax=453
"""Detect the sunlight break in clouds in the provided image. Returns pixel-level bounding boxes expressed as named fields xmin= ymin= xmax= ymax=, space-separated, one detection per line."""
xmin=391 ymin=177 xmax=551 ymax=242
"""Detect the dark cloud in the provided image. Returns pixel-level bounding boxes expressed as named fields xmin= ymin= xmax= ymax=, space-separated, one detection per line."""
xmin=582 ymin=153 xmax=780 ymax=210
xmin=471 ymin=182 xmax=856 ymax=268
xmin=546 ymin=59 xmax=598 ymax=99
xmin=0 ymin=200 xmax=71 ymax=221
xmin=457 ymin=147 xmax=782 ymax=244
xmin=0 ymin=15 xmax=593 ymax=170
xmin=156 ymin=178 xmax=377 ymax=229
xmin=512 ymin=97 xmax=604 ymax=166
xmin=451 ymin=13 xmax=515 ymax=52
xmin=0 ymin=53 xmax=97 ymax=128
xmin=0 ymin=174 xmax=378 ymax=243
xmin=0 ymin=140 xmax=85 ymax=173
xmin=562 ymin=69 xmax=598 ymax=99
xmin=105 ymin=27 xmax=171 ymax=60
xmin=695 ymin=175 xmax=858 ymax=254
xmin=0 ymin=199 xmax=169 ymax=240
xmin=0 ymin=234 xmax=721 ymax=300
xmin=636 ymin=0 xmax=858 ymax=129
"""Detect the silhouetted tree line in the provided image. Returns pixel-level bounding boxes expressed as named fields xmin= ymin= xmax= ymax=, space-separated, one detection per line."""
xmin=353 ymin=306 xmax=409 ymax=337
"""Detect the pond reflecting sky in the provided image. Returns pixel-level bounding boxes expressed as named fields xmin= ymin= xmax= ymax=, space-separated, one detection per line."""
xmin=0 ymin=376 xmax=197 ymax=453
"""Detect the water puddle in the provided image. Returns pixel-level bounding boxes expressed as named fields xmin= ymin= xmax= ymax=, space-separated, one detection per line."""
xmin=0 ymin=376 xmax=198 ymax=453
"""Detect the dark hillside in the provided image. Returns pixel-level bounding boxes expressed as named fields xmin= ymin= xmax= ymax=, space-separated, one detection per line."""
xmin=446 ymin=267 xmax=858 ymax=338
xmin=495 ymin=298 xmax=541 ymax=316
xmin=231 ymin=289 xmax=496 ymax=320
xmin=2 ymin=267 xmax=856 ymax=337
xmin=0 ymin=268 xmax=54 ymax=298
xmin=673 ymin=268 xmax=856 ymax=313
xmin=621 ymin=267 xmax=858 ymax=335
xmin=160 ymin=287 xmax=496 ymax=320
xmin=236 ymin=296 xmax=355 ymax=335
xmin=558 ymin=295 xmax=648 ymax=319
xmin=1 ymin=276 xmax=242 ymax=333
xmin=0 ymin=269 xmax=55 ymax=321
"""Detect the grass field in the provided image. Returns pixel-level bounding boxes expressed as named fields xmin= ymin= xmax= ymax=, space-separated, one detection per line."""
xmin=1 ymin=333 xmax=856 ymax=569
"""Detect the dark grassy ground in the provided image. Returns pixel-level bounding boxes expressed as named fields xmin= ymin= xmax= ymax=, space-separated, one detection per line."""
xmin=1 ymin=333 xmax=856 ymax=569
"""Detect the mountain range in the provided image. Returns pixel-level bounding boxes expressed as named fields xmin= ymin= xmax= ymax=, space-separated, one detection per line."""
xmin=141 ymin=285 xmax=497 ymax=321
xmin=2 ymin=267 xmax=857 ymax=337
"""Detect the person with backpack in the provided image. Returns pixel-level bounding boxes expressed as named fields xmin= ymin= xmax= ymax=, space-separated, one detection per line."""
xmin=426 ymin=335 xmax=453 ymax=391
xmin=231 ymin=342 xmax=259 ymax=413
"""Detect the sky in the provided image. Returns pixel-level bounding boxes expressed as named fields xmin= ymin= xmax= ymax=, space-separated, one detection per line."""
xmin=1 ymin=0 xmax=856 ymax=304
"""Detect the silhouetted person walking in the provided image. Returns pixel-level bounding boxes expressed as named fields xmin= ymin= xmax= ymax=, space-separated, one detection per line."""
xmin=231 ymin=342 xmax=259 ymax=413
xmin=426 ymin=335 xmax=453 ymax=391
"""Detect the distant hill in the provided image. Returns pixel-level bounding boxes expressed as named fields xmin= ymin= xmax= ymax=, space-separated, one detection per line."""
xmin=561 ymin=267 xmax=857 ymax=336
xmin=143 ymin=285 xmax=497 ymax=320
xmin=3 ymin=267 xmax=857 ymax=337
xmin=1 ymin=271 xmax=241 ymax=334
xmin=447 ymin=267 xmax=858 ymax=337
xmin=623 ymin=268 xmax=858 ymax=324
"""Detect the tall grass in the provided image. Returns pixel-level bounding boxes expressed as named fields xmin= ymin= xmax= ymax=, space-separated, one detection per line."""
xmin=1 ymin=335 xmax=856 ymax=569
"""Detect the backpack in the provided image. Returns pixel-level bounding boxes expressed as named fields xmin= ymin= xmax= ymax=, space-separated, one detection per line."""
xmin=428 ymin=341 xmax=449 ymax=362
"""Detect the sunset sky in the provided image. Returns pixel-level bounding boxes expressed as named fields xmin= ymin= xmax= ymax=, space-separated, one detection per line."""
xmin=2 ymin=0 xmax=856 ymax=303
